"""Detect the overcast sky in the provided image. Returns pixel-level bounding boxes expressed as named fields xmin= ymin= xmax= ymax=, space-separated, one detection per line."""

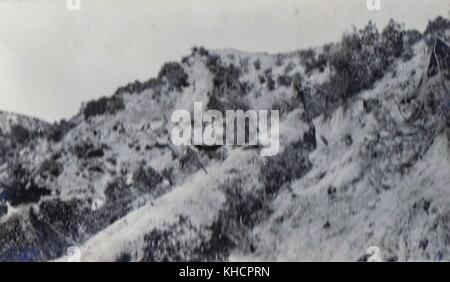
xmin=0 ymin=0 xmax=449 ymax=122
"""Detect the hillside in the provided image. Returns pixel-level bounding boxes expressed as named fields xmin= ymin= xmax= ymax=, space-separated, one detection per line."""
xmin=1 ymin=18 xmax=450 ymax=262
xmin=0 ymin=111 xmax=49 ymax=168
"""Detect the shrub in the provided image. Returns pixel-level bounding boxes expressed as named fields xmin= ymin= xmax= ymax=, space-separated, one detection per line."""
xmin=84 ymin=96 xmax=125 ymax=119
xmin=283 ymin=62 xmax=295 ymax=74
xmin=114 ymin=78 xmax=163 ymax=96
xmin=424 ymin=16 xmax=450 ymax=36
xmin=205 ymin=54 xmax=221 ymax=72
xmin=38 ymin=198 xmax=89 ymax=240
xmin=132 ymin=166 xmax=163 ymax=194
xmin=157 ymin=62 xmax=189 ymax=91
xmin=286 ymin=72 xmax=327 ymax=118
xmin=315 ymin=53 xmax=328 ymax=72
xmin=325 ymin=20 xmax=417 ymax=104
xmin=299 ymin=48 xmax=315 ymax=61
xmin=424 ymin=16 xmax=450 ymax=47
xmin=209 ymin=62 xmax=242 ymax=92
xmin=178 ymin=147 xmax=210 ymax=174
xmin=93 ymin=178 xmax=136 ymax=227
xmin=404 ymin=29 xmax=422 ymax=46
xmin=277 ymin=75 xmax=292 ymax=87
xmin=141 ymin=78 xmax=163 ymax=90
xmin=73 ymin=141 xmax=105 ymax=159
xmin=39 ymin=159 xmax=63 ymax=178
xmin=323 ymin=43 xmax=333 ymax=53
xmin=275 ymin=54 xmax=284 ymax=66
xmin=46 ymin=119 xmax=75 ymax=142
xmin=207 ymin=90 xmax=250 ymax=112
xmin=126 ymin=80 xmax=142 ymax=93
xmin=264 ymin=69 xmax=275 ymax=91
xmin=191 ymin=46 xmax=210 ymax=57
xmin=292 ymin=72 xmax=303 ymax=92
xmin=260 ymin=140 xmax=312 ymax=194
xmin=381 ymin=19 xmax=406 ymax=59
xmin=220 ymin=179 xmax=268 ymax=227
xmin=0 ymin=216 xmax=42 ymax=261
xmin=253 ymin=59 xmax=261 ymax=70
xmin=141 ymin=216 xmax=205 ymax=262
xmin=401 ymin=46 xmax=415 ymax=62
xmin=300 ymin=47 xmax=327 ymax=74
xmin=1 ymin=162 xmax=52 ymax=206
xmin=326 ymin=21 xmax=390 ymax=102
xmin=193 ymin=178 xmax=270 ymax=261
xmin=10 ymin=125 xmax=31 ymax=145
xmin=239 ymin=58 xmax=250 ymax=73
xmin=104 ymin=177 xmax=129 ymax=203
xmin=380 ymin=20 xmax=420 ymax=63
xmin=258 ymin=74 xmax=266 ymax=84
xmin=205 ymin=55 xmax=249 ymax=112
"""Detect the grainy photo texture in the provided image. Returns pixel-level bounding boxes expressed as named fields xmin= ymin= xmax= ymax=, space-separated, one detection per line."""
xmin=0 ymin=0 xmax=450 ymax=262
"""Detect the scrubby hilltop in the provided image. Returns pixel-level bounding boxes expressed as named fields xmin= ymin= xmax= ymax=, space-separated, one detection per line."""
xmin=1 ymin=17 xmax=450 ymax=261
xmin=0 ymin=111 xmax=49 ymax=180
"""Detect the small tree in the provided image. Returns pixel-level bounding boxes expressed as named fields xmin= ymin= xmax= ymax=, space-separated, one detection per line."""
xmin=84 ymin=96 xmax=125 ymax=119
xmin=424 ymin=16 xmax=450 ymax=47
xmin=326 ymin=21 xmax=397 ymax=102
xmin=425 ymin=16 xmax=450 ymax=35
xmin=381 ymin=19 xmax=405 ymax=59
xmin=157 ymin=62 xmax=189 ymax=91
xmin=10 ymin=124 xmax=31 ymax=145
xmin=260 ymin=141 xmax=312 ymax=194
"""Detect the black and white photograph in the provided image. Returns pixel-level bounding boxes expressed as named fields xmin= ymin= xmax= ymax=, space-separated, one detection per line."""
xmin=0 ymin=0 xmax=450 ymax=268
